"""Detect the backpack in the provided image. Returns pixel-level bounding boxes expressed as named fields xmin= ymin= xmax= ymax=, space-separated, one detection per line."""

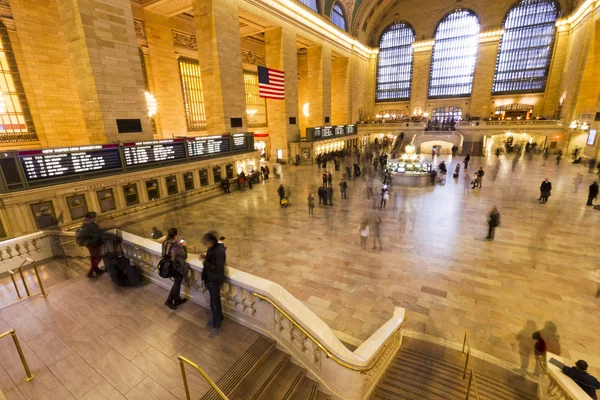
xmin=75 ymin=226 xmax=90 ymax=247
xmin=157 ymin=256 xmax=173 ymax=278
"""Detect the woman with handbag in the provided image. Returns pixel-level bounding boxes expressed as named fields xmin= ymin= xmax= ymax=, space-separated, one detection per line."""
xmin=162 ymin=228 xmax=188 ymax=310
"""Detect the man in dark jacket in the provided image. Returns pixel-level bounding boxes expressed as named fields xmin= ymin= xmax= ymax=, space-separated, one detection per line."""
xmin=562 ymin=360 xmax=600 ymax=400
xmin=485 ymin=206 xmax=500 ymax=241
xmin=277 ymin=184 xmax=285 ymax=202
xmin=475 ymin=167 xmax=485 ymax=188
xmin=539 ymin=178 xmax=552 ymax=203
xmin=79 ymin=212 xmax=105 ymax=278
xmin=201 ymin=232 xmax=226 ymax=338
xmin=588 ymin=181 xmax=599 ymax=206
xmin=464 ymin=154 xmax=471 ymax=170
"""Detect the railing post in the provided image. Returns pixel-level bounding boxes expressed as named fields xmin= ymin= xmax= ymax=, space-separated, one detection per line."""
xmin=178 ymin=357 xmax=192 ymax=400
xmin=9 ymin=329 xmax=35 ymax=382
xmin=463 ymin=351 xmax=470 ymax=380
xmin=8 ymin=271 xmax=22 ymax=300
xmin=461 ymin=329 xmax=468 ymax=356
xmin=31 ymin=261 xmax=46 ymax=297
xmin=17 ymin=268 xmax=30 ymax=297
xmin=465 ymin=370 xmax=473 ymax=400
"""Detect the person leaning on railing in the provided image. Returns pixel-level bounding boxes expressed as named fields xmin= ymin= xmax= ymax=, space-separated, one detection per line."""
xmin=78 ymin=212 xmax=106 ymax=279
xmin=562 ymin=360 xmax=600 ymax=400
xmin=200 ymin=232 xmax=226 ymax=338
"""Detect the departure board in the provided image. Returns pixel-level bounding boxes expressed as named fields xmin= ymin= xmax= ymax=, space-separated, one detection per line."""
xmin=18 ymin=145 xmax=121 ymax=181
xmin=187 ymin=136 xmax=231 ymax=158
xmin=232 ymin=134 xmax=248 ymax=151
xmin=122 ymin=139 xmax=185 ymax=166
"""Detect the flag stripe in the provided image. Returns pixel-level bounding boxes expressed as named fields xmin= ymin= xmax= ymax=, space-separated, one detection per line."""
xmin=258 ymin=66 xmax=285 ymax=100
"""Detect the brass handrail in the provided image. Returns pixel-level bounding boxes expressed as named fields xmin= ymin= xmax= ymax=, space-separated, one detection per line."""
xmin=253 ymin=292 xmax=407 ymax=373
xmin=0 ymin=329 xmax=35 ymax=382
xmin=461 ymin=329 xmax=480 ymax=400
xmin=178 ymin=355 xmax=228 ymax=400
xmin=7 ymin=258 xmax=46 ymax=300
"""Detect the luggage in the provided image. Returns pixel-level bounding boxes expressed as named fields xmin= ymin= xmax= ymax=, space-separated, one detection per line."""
xmin=103 ymin=240 xmax=141 ymax=287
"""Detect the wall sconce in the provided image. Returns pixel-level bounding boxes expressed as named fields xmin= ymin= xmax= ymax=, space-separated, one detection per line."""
xmin=145 ymin=92 xmax=158 ymax=118
xmin=303 ymin=103 xmax=310 ymax=117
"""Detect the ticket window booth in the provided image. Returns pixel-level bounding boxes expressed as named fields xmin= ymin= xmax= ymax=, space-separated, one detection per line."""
xmin=31 ymin=201 xmax=58 ymax=229
xmin=200 ymin=168 xmax=209 ymax=187
xmin=213 ymin=166 xmax=222 ymax=183
xmin=123 ymin=184 xmax=140 ymax=206
xmin=66 ymin=194 xmax=88 ymax=220
xmin=146 ymin=179 xmax=160 ymax=200
xmin=226 ymin=163 xmax=234 ymax=180
xmin=166 ymin=176 xmax=178 ymax=196
xmin=183 ymin=172 xmax=194 ymax=191
xmin=97 ymin=189 xmax=116 ymax=212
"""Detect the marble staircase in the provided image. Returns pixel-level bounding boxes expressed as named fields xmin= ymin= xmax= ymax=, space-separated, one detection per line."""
xmin=372 ymin=337 xmax=537 ymax=400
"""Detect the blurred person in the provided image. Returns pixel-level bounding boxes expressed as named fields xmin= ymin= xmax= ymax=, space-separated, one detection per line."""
xmin=556 ymin=151 xmax=562 ymax=165
xmin=307 ymin=193 xmax=315 ymax=215
xmin=561 ymin=360 xmax=600 ymax=399
xmin=574 ymin=173 xmax=583 ymax=193
xmin=339 ymin=179 xmax=348 ymax=199
xmin=539 ymin=178 xmax=552 ymax=204
xmin=463 ymin=154 xmax=471 ymax=170
xmin=380 ymin=189 xmax=389 ymax=209
xmin=475 ymin=167 xmax=485 ymax=188
xmin=511 ymin=154 xmax=520 ymax=171
xmin=587 ymin=181 xmax=599 ymax=206
xmin=491 ymin=160 xmax=500 ymax=181
xmin=78 ymin=212 xmax=106 ymax=279
xmin=471 ymin=172 xmax=478 ymax=189
xmin=327 ymin=186 xmax=334 ymax=206
xmin=398 ymin=208 xmax=408 ymax=235
xmin=162 ymin=228 xmax=188 ymax=310
xmin=542 ymin=149 xmax=549 ymax=166
xmin=151 ymin=227 xmax=163 ymax=240
xmin=532 ymin=331 xmax=547 ymax=375
xmin=358 ymin=221 xmax=369 ymax=250
xmin=201 ymin=232 xmax=226 ymax=338
xmin=453 ymin=163 xmax=460 ymax=179
xmin=485 ymin=206 xmax=500 ymax=241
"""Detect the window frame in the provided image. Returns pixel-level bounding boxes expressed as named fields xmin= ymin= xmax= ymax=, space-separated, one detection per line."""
xmin=375 ymin=21 xmax=416 ymax=102
xmin=492 ymin=0 xmax=560 ymax=95
xmin=428 ymin=9 xmax=481 ymax=99
xmin=123 ymin=184 xmax=140 ymax=206
xmin=178 ymin=57 xmax=207 ymax=132
xmin=330 ymin=2 xmax=347 ymax=31
xmin=96 ymin=188 xmax=116 ymax=212
xmin=243 ymin=69 xmax=268 ymax=128
xmin=299 ymin=0 xmax=319 ymax=13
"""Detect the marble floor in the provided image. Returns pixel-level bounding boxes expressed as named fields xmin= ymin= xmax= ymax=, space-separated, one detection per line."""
xmin=110 ymin=154 xmax=600 ymax=374
xmin=0 ymin=270 xmax=260 ymax=400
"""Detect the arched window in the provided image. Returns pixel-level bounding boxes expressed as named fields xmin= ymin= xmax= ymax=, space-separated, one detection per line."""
xmin=492 ymin=0 xmax=559 ymax=94
xmin=0 ymin=23 xmax=36 ymax=143
xmin=376 ymin=22 xmax=415 ymax=101
xmin=331 ymin=3 xmax=346 ymax=31
xmin=299 ymin=0 xmax=318 ymax=12
xmin=428 ymin=10 xmax=480 ymax=98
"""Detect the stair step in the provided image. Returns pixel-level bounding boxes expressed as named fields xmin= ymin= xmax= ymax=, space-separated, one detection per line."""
xmin=257 ymin=361 xmax=305 ymax=400
xmin=397 ymin=349 xmax=536 ymax=400
xmin=380 ymin=367 xmax=466 ymax=400
xmin=232 ymin=349 xmax=290 ymax=400
xmin=291 ymin=379 xmax=319 ymax=400
xmin=201 ymin=336 xmax=275 ymax=400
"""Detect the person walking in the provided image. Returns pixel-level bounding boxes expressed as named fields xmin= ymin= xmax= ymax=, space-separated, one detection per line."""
xmin=453 ymin=163 xmax=460 ymax=179
xmin=573 ymin=173 xmax=583 ymax=193
xmin=380 ymin=189 xmax=389 ymax=209
xmin=511 ymin=154 xmax=520 ymax=171
xmin=162 ymin=228 xmax=188 ymax=310
xmin=471 ymin=172 xmax=478 ymax=189
xmin=476 ymin=167 xmax=485 ymax=188
xmin=277 ymin=184 xmax=285 ymax=203
xmin=556 ymin=151 xmax=562 ymax=165
xmin=463 ymin=172 xmax=472 ymax=195
xmin=398 ymin=208 xmax=408 ymax=234
xmin=542 ymin=149 xmax=549 ymax=166
xmin=485 ymin=206 xmax=500 ymax=241
xmin=77 ymin=212 xmax=106 ymax=279
xmin=201 ymin=232 xmax=226 ymax=338
xmin=539 ymin=178 xmax=552 ymax=203
xmin=322 ymin=171 xmax=327 ymax=187
xmin=317 ymin=186 xmax=324 ymax=205
xmin=464 ymin=154 xmax=471 ymax=170
xmin=587 ymin=181 xmax=599 ymax=206
xmin=358 ymin=221 xmax=369 ymax=250
xmin=308 ymin=193 xmax=315 ymax=215
xmin=327 ymin=171 xmax=333 ymax=187
xmin=326 ymin=186 xmax=333 ymax=206
xmin=372 ymin=216 xmax=382 ymax=251
xmin=339 ymin=179 xmax=348 ymax=199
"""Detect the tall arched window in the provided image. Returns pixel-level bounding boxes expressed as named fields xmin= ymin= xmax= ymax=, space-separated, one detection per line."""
xmin=299 ymin=0 xmax=318 ymax=12
xmin=0 ymin=23 xmax=36 ymax=143
xmin=428 ymin=10 xmax=480 ymax=98
xmin=376 ymin=22 xmax=415 ymax=101
xmin=492 ymin=0 xmax=559 ymax=94
xmin=331 ymin=3 xmax=346 ymax=31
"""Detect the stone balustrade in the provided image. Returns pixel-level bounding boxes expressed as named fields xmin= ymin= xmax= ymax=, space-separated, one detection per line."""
xmin=539 ymin=353 xmax=593 ymax=400
xmin=4 ymin=229 xmax=406 ymax=400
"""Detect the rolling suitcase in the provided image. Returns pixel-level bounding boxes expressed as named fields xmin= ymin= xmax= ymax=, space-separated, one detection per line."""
xmin=103 ymin=240 xmax=141 ymax=287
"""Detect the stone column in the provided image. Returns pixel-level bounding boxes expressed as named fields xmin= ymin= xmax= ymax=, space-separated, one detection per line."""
xmin=307 ymin=45 xmax=332 ymax=127
xmin=331 ymin=56 xmax=350 ymax=125
xmin=298 ymin=52 xmax=309 ymax=138
xmin=410 ymin=41 xmax=433 ymax=114
xmin=350 ymin=54 xmax=368 ymax=123
xmin=542 ymin=24 xmax=571 ymax=117
xmin=143 ymin=10 xmax=187 ymax=138
xmin=265 ymin=27 xmax=298 ymax=161
xmin=193 ymin=0 xmax=247 ymax=134
xmin=470 ymin=31 xmax=502 ymax=119
xmin=56 ymin=0 xmax=152 ymax=143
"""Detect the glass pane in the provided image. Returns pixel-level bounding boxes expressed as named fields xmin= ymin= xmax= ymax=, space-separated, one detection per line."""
xmin=428 ymin=10 xmax=480 ymax=98
xmin=331 ymin=4 xmax=346 ymax=30
xmin=299 ymin=0 xmax=318 ymax=12
xmin=178 ymin=57 xmax=207 ymax=131
xmin=493 ymin=0 xmax=558 ymax=94
xmin=376 ymin=22 xmax=416 ymax=101
xmin=243 ymin=70 xmax=268 ymax=128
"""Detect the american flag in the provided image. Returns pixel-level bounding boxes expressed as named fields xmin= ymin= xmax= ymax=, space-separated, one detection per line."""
xmin=258 ymin=66 xmax=285 ymax=100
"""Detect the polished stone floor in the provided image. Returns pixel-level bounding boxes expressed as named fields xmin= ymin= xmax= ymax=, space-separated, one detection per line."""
xmin=112 ymin=154 xmax=600 ymax=374
xmin=0 ymin=266 xmax=260 ymax=400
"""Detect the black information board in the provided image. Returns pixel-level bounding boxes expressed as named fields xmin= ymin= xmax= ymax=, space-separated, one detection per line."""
xmin=322 ymin=126 xmax=333 ymax=137
xmin=18 ymin=145 xmax=121 ymax=181
xmin=122 ymin=139 xmax=186 ymax=166
xmin=307 ymin=125 xmax=357 ymax=141
xmin=187 ymin=136 xmax=231 ymax=158
xmin=232 ymin=134 xmax=248 ymax=151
